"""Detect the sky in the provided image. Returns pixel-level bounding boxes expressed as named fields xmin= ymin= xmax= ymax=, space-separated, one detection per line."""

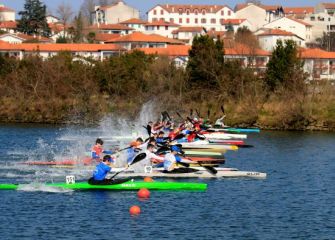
xmin=1 ymin=0 xmax=325 ymax=18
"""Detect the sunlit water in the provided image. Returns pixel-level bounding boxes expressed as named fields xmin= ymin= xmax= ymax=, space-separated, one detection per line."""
xmin=0 ymin=123 xmax=334 ymax=240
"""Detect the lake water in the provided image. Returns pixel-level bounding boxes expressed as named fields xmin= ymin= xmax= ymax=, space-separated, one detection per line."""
xmin=0 ymin=124 xmax=334 ymax=240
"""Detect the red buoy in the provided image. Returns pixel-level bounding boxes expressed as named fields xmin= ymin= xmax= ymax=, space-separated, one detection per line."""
xmin=137 ymin=188 xmax=150 ymax=199
xmin=129 ymin=205 xmax=141 ymax=215
xmin=143 ymin=177 xmax=154 ymax=182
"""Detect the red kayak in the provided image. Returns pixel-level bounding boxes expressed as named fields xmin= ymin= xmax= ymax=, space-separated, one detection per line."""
xmin=22 ymin=157 xmax=94 ymax=166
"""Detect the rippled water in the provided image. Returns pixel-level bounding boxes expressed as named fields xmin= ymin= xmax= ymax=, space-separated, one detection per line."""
xmin=0 ymin=124 xmax=334 ymax=240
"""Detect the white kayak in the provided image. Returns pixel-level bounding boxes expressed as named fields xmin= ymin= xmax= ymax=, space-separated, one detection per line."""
xmin=178 ymin=140 xmax=238 ymax=151
xmin=202 ymin=132 xmax=247 ymax=140
xmin=112 ymin=170 xmax=267 ymax=179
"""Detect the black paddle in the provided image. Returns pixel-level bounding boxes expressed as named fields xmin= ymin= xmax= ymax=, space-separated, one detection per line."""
xmin=183 ymin=156 xmax=217 ymax=175
xmin=110 ymin=153 xmax=147 ymax=179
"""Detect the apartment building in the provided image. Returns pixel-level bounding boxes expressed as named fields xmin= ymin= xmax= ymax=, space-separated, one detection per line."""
xmin=0 ymin=4 xmax=15 ymax=22
xmin=147 ymin=4 xmax=235 ymax=31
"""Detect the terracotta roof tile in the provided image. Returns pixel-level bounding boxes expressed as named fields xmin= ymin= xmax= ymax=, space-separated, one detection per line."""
xmin=286 ymin=17 xmax=313 ymax=27
xmin=322 ymin=3 xmax=335 ymax=9
xmin=106 ymin=32 xmax=185 ymax=44
xmin=120 ymin=18 xmax=148 ymax=24
xmin=221 ymin=19 xmax=246 ymax=25
xmin=0 ymin=6 xmax=15 ymax=12
xmin=172 ymin=26 xmax=205 ymax=34
xmin=299 ymin=48 xmax=335 ymax=59
xmin=0 ymin=21 xmax=17 ymax=29
xmin=155 ymin=4 xmax=232 ymax=14
xmin=257 ymin=28 xmax=296 ymax=37
xmin=0 ymin=43 xmax=125 ymax=52
xmin=95 ymin=33 xmax=121 ymax=42
xmin=283 ymin=7 xmax=314 ymax=15
xmin=145 ymin=20 xmax=180 ymax=27
xmin=235 ymin=3 xmax=281 ymax=12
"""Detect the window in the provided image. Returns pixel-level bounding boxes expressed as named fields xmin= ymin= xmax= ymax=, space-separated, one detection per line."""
xmin=179 ymin=8 xmax=183 ymax=15
xmin=202 ymin=9 xmax=206 ymax=15
xmin=194 ymin=9 xmax=199 ymax=15
xmin=160 ymin=18 xmax=164 ymax=21
xmin=228 ymin=10 xmax=231 ymax=16
xmin=153 ymin=10 xmax=157 ymax=15
xmin=195 ymin=18 xmax=198 ymax=24
xmin=186 ymin=9 xmax=190 ymax=15
xmin=179 ymin=18 xmax=182 ymax=24
xmin=170 ymin=18 xmax=174 ymax=23
xmin=201 ymin=18 xmax=206 ymax=23
xmin=157 ymin=26 xmax=160 ymax=30
xmin=221 ymin=10 xmax=224 ymax=16
xmin=165 ymin=26 xmax=168 ymax=30
xmin=211 ymin=18 xmax=216 ymax=24
xmin=186 ymin=18 xmax=190 ymax=23
xmin=310 ymin=16 xmax=315 ymax=21
xmin=161 ymin=10 xmax=164 ymax=15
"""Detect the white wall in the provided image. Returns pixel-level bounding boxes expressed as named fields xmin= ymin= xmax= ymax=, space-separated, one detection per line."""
xmin=148 ymin=5 xmax=235 ymax=31
xmin=95 ymin=2 xmax=140 ymax=24
xmin=0 ymin=35 xmax=23 ymax=44
xmin=263 ymin=17 xmax=312 ymax=42
xmin=258 ymin=35 xmax=305 ymax=52
xmin=0 ymin=11 xmax=15 ymax=21
xmin=303 ymin=13 xmax=335 ymax=41
xmin=145 ymin=25 xmax=179 ymax=38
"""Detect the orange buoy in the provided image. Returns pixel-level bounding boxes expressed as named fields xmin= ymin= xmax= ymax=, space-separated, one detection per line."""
xmin=129 ymin=205 xmax=141 ymax=215
xmin=143 ymin=177 xmax=154 ymax=182
xmin=137 ymin=188 xmax=150 ymax=199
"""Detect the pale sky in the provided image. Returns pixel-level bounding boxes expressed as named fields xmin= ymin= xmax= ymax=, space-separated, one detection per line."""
xmin=1 ymin=0 xmax=324 ymax=18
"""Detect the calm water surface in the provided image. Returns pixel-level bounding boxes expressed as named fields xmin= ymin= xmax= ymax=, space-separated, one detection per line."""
xmin=0 ymin=124 xmax=334 ymax=240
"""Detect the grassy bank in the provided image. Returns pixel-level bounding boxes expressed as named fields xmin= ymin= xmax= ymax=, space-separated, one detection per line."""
xmin=0 ymin=51 xmax=334 ymax=130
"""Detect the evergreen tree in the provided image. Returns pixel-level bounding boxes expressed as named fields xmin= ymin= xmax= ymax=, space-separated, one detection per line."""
xmin=187 ymin=35 xmax=225 ymax=89
xmin=17 ymin=0 xmax=51 ymax=37
xmin=72 ymin=12 xmax=84 ymax=43
xmin=265 ymin=39 xmax=306 ymax=92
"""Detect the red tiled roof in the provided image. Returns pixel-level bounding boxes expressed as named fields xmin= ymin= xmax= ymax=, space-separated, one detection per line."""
xmin=283 ymin=7 xmax=314 ymax=15
xmin=0 ymin=43 xmax=125 ymax=52
xmin=257 ymin=28 xmax=296 ymax=37
xmin=137 ymin=45 xmax=191 ymax=56
xmin=106 ymin=32 xmax=185 ymax=44
xmin=95 ymin=33 xmax=121 ymax=42
xmin=0 ymin=33 xmax=53 ymax=43
xmin=88 ymin=24 xmax=134 ymax=31
xmin=299 ymin=48 xmax=335 ymax=59
xmin=137 ymin=39 xmax=270 ymax=57
xmin=172 ymin=26 xmax=205 ymax=34
xmin=322 ymin=3 xmax=335 ymax=9
xmin=207 ymin=30 xmax=226 ymax=38
xmin=120 ymin=18 xmax=148 ymax=24
xmin=0 ymin=21 xmax=17 ymax=29
xmin=145 ymin=20 xmax=180 ymax=27
xmin=152 ymin=4 xmax=232 ymax=14
xmin=235 ymin=3 xmax=281 ymax=12
xmin=221 ymin=19 xmax=246 ymax=25
xmin=0 ymin=6 xmax=15 ymax=12
xmin=287 ymin=17 xmax=312 ymax=27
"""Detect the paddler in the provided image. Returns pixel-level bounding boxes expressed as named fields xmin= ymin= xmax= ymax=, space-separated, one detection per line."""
xmin=132 ymin=144 xmax=164 ymax=171
xmin=126 ymin=138 xmax=144 ymax=165
xmin=91 ymin=138 xmax=113 ymax=161
xmin=88 ymin=155 xmax=114 ymax=185
xmin=163 ymin=145 xmax=185 ymax=173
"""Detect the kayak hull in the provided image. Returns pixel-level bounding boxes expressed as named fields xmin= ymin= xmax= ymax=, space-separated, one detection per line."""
xmin=0 ymin=181 xmax=207 ymax=191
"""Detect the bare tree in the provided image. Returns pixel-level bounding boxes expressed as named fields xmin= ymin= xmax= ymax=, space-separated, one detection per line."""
xmin=56 ymin=2 xmax=74 ymax=37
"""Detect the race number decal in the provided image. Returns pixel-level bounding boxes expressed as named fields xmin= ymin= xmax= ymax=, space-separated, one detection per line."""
xmin=66 ymin=175 xmax=76 ymax=184
xmin=144 ymin=166 xmax=153 ymax=173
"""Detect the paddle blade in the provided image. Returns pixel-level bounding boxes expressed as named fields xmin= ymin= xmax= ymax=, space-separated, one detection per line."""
xmin=221 ymin=105 xmax=225 ymax=114
xmin=203 ymin=166 xmax=218 ymax=175
xmin=131 ymin=153 xmax=147 ymax=165
xmin=177 ymin=161 xmax=190 ymax=168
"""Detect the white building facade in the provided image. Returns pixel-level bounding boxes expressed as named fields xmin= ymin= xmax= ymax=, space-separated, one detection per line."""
xmin=0 ymin=4 xmax=15 ymax=22
xmin=93 ymin=1 xmax=140 ymax=24
xmin=147 ymin=4 xmax=235 ymax=31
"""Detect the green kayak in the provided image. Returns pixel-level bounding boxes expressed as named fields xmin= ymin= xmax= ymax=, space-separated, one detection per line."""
xmin=0 ymin=180 xmax=207 ymax=191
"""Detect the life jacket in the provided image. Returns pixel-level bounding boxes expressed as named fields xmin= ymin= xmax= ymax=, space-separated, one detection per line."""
xmin=92 ymin=145 xmax=103 ymax=158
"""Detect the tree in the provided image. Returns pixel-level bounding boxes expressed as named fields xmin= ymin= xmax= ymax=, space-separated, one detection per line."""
xmin=316 ymin=32 xmax=335 ymax=52
xmin=56 ymin=2 xmax=73 ymax=38
xmin=235 ymin=26 xmax=259 ymax=48
xmin=245 ymin=0 xmax=262 ymax=5
xmin=187 ymin=35 xmax=225 ymax=90
xmin=17 ymin=0 xmax=51 ymax=37
xmin=265 ymin=39 xmax=306 ymax=92
xmin=72 ymin=12 xmax=84 ymax=43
